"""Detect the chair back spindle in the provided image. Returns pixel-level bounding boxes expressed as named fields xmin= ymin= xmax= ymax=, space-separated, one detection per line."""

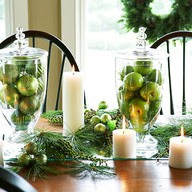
xmin=151 ymin=31 xmax=192 ymax=115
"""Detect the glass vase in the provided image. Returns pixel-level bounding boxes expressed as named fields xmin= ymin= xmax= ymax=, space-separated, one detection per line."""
xmin=0 ymin=27 xmax=48 ymax=159
xmin=116 ymin=58 xmax=163 ymax=158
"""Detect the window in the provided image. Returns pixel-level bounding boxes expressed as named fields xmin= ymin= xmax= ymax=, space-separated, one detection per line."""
xmin=84 ymin=0 xmax=137 ymax=109
xmin=0 ymin=0 xmax=6 ymax=41
xmin=62 ymin=0 xmax=190 ymax=114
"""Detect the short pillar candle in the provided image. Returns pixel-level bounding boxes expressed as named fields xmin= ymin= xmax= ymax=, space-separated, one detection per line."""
xmin=169 ymin=126 xmax=192 ymax=169
xmin=113 ymin=116 xmax=136 ymax=158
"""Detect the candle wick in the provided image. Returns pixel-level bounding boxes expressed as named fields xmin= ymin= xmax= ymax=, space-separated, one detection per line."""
xmin=2 ymin=134 xmax=4 ymax=141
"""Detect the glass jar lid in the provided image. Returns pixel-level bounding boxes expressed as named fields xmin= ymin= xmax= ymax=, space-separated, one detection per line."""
xmin=0 ymin=27 xmax=48 ymax=61
xmin=116 ymin=27 xmax=168 ymax=60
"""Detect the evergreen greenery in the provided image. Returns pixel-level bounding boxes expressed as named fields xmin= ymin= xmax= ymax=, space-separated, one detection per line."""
xmin=120 ymin=0 xmax=192 ymax=42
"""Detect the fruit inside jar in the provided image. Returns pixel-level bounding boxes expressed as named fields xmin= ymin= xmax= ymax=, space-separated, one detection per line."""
xmin=117 ymin=59 xmax=162 ymax=134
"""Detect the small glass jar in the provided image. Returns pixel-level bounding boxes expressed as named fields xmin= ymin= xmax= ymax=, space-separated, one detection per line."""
xmin=115 ymin=27 xmax=168 ymax=158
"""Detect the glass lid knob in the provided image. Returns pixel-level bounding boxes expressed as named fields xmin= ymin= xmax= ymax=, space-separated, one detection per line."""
xmin=13 ymin=27 xmax=28 ymax=49
xmin=136 ymin=27 xmax=147 ymax=49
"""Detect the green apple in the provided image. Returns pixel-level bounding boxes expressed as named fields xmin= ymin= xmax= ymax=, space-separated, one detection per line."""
xmin=19 ymin=95 xmax=40 ymax=114
xmin=100 ymin=113 xmax=112 ymax=124
xmin=120 ymin=65 xmax=134 ymax=81
xmin=146 ymin=69 xmax=163 ymax=85
xmin=123 ymin=72 xmax=144 ymax=91
xmin=134 ymin=60 xmax=153 ymax=76
xmin=0 ymin=84 xmax=20 ymax=108
xmin=128 ymin=98 xmax=149 ymax=132
xmin=90 ymin=115 xmax=101 ymax=125
xmin=148 ymin=99 xmax=161 ymax=122
xmin=17 ymin=75 xmax=38 ymax=96
xmin=94 ymin=123 xmax=107 ymax=134
xmin=140 ymin=82 xmax=161 ymax=101
xmin=122 ymin=88 xmax=134 ymax=102
xmin=0 ymin=64 xmax=19 ymax=84
xmin=120 ymin=101 xmax=130 ymax=119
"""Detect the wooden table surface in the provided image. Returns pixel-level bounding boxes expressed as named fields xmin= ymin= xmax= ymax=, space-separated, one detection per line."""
xmin=28 ymin=119 xmax=192 ymax=192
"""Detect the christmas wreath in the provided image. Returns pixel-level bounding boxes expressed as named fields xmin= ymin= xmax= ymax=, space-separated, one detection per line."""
xmin=120 ymin=0 xmax=192 ymax=42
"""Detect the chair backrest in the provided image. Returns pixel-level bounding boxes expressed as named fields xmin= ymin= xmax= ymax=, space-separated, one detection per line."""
xmin=0 ymin=30 xmax=79 ymax=112
xmin=151 ymin=31 xmax=192 ymax=115
xmin=0 ymin=166 xmax=37 ymax=192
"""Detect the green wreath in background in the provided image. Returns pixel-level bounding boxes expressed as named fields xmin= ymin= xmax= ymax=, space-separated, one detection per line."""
xmin=120 ymin=0 xmax=192 ymax=42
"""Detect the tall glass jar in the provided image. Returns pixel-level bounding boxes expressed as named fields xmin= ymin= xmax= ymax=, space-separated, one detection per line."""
xmin=0 ymin=27 xmax=48 ymax=159
xmin=115 ymin=27 xmax=168 ymax=158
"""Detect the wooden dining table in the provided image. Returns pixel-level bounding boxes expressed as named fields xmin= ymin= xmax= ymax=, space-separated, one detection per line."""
xmin=27 ymin=118 xmax=192 ymax=192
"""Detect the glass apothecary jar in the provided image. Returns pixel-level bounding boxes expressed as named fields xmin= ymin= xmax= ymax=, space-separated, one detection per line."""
xmin=0 ymin=27 xmax=48 ymax=158
xmin=115 ymin=27 xmax=168 ymax=158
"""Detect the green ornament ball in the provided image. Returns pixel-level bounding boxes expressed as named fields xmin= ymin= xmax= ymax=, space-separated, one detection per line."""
xmin=18 ymin=153 xmax=32 ymax=166
xmin=0 ymin=64 xmax=19 ymax=84
xmin=98 ymin=101 xmax=108 ymax=110
xmin=17 ymin=75 xmax=38 ymax=96
xmin=90 ymin=115 xmax=101 ymax=125
xmin=24 ymin=142 xmax=38 ymax=155
xmin=35 ymin=154 xmax=47 ymax=165
xmin=0 ymin=84 xmax=20 ymax=108
xmin=84 ymin=109 xmax=91 ymax=113
xmin=37 ymin=78 xmax=44 ymax=94
xmin=26 ymin=62 xmax=44 ymax=78
xmin=11 ymin=110 xmax=32 ymax=129
xmin=100 ymin=113 xmax=112 ymax=124
xmin=19 ymin=95 xmax=40 ymax=115
xmin=94 ymin=123 xmax=107 ymax=134
xmin=12 ymin=56 xmax=33 ymax=71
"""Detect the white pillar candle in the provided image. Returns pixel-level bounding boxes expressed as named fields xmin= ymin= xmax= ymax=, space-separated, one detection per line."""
xmin=113 ymin=116 xmax=136 ymax=158
xmin=169 ymin=126 xmax=192 ymax=169
xmin=63 ymin=68 xmax=84 ymax=135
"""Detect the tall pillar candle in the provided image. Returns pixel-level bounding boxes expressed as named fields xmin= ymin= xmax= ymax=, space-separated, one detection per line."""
xmin=169 ymin=126 xmax=192 ymax=169
xmin=63 ymin=70 xmax=84 ymax=135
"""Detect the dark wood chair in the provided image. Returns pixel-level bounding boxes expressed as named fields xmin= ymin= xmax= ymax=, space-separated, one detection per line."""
xmin=151 ymin=31 xmax=192 ymax=115
xmin=0 ymin=30 xmax=80 ymax=112
xmin=0 ymin=166 xmax=37 ymax=192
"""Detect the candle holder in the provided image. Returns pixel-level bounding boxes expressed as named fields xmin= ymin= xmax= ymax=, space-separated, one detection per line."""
xmin=115 ymin=27 xmax=168 ymax=158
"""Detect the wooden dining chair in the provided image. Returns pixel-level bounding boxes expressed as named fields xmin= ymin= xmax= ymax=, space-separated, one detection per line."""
xmin=151 ymin=31 xmax=192 ymax=115
xmin=0 ymin=30 xmax=80 ymax=112
xmin=0 ymin=166 xmax=37 ymax=192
